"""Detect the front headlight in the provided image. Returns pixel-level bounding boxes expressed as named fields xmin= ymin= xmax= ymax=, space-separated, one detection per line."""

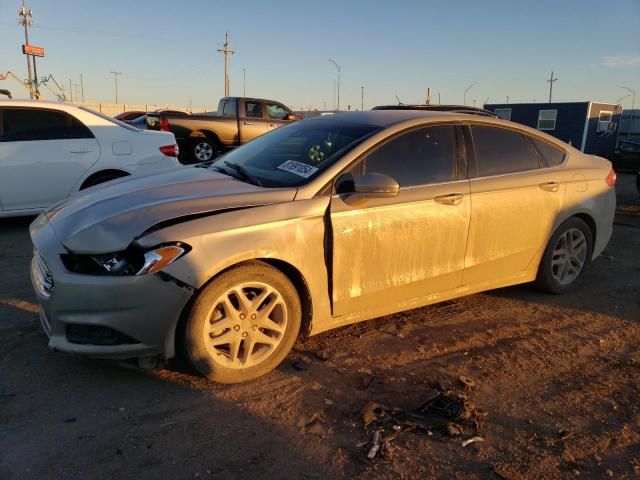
xmin=61 ymin=243 xmax=189 ymax=276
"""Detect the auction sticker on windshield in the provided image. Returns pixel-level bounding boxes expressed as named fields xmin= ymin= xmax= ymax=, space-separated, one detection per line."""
xmin=277 ymin=160 xmax=319 ymax=178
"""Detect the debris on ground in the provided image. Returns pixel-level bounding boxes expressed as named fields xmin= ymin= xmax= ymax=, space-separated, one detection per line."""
xmin=358 ymin=389 xmax=487 ymax=461
xmin=461 ymin=436 xmax=484 ymax=447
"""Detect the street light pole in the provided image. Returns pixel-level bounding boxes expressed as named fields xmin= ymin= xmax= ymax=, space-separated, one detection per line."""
xmin=329 ymin=59 xmax=340 ymax=111
xmin=361 ymin=85 xmax=364 ymax=111
xmin=242 ymin=68 xmax=246 ymax=97
xmin=463 ymin=82 xmax=477 ymax=106
xmin=621 ymin=86 xmax=636 ymax=140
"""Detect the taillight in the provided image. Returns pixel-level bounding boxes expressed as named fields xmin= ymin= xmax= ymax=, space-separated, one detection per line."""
xmin=605 ymin=168 xmax=616 ymax=187
xmin=159 ymin=144 xmax=179 ymax=157
xmin=159 ymin=117 xmax=170 ymax=132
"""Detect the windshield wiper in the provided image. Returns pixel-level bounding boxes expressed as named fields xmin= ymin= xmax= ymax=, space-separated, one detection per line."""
xmin=223 ymin=161 xmax=263 ymax=186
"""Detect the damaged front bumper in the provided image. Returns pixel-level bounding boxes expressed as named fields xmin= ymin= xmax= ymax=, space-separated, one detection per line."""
xmin=29 ymin=215 xmax=193 ymax=361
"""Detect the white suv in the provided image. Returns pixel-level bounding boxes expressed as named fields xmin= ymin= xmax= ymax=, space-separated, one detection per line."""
xmin=0 ymin=100 xmax=181 ymax=217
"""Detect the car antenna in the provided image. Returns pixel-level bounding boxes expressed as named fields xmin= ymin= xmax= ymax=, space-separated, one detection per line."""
xmin=395 ymin=94 xmax=404 ymax=105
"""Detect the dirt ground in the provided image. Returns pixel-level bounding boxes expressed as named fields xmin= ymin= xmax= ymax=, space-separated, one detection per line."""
xmin=1 ymin=174 xmax=638 ymax=480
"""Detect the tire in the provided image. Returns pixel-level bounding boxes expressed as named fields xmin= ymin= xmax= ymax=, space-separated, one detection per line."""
xmin=80 ymin=173 xmax=125 ymax=190
xmin=535 ymin=217 xmax=593 ymax=294
xmin=191 ymin=137 xmax=219 ymax=163
xmin=184 ymin=262 xmax=301 ymax=383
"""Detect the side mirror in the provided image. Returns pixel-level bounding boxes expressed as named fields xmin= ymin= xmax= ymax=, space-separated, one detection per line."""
xmin=285 ymin=113 xmax=299 ymax=121
xmin=343 ymin=172 xmax=399 ymax=206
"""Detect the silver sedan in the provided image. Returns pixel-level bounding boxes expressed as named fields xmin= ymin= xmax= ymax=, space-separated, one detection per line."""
xmin=30 ymin=110 xmax=616 ymax=383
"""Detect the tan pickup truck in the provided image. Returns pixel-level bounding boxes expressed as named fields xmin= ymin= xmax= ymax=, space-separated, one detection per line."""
xmin=147 ymin=97 xmax=299 ymax=163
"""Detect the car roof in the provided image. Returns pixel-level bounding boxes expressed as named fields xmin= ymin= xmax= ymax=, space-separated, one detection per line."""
xmin=309 ymin=110 xmax=464 ymax=127
xmin=0 ymin=98 xmax=76 ymax=109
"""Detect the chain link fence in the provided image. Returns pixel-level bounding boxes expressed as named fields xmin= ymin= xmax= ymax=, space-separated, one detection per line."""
xmin=73 ymin=102 xmax=208 ymax=116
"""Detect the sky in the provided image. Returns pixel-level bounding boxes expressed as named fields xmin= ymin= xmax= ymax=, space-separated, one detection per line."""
xmin=1 ymin=0 xmax=639 ymax=111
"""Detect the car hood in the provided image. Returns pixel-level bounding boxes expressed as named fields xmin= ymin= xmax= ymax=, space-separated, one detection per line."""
xmin=42 ymin=167 xmax=297 ymax=254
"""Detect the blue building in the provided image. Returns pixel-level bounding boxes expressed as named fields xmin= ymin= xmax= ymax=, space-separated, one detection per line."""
xmin=484 ymin=102 xmax=622 ymax=158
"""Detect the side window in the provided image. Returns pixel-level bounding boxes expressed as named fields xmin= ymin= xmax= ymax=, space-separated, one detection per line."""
xmin=363 ymin=125 xmax=456 ymax=187
xmin=266 ymin=103 xmax=289 ymax=120
xmin=529 ymin=136 xmax=566 ymax=167
xmin=472 ymin=126 xmax=540 ymax=176
xmin=244 ymin=102 xmax=263 ymax=119
xmin=2 ymin=108 xmax=93 ymax=141
xmin=221 ymin=100 xmax=236 ymax=117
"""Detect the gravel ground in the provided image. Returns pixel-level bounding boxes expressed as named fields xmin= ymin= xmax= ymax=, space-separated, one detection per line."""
xmin=1 ymin=173 xmax=638 ymax=480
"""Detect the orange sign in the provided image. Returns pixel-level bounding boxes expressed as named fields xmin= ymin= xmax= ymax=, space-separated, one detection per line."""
xmin=22 ymin=44 xmax=45 ymax=57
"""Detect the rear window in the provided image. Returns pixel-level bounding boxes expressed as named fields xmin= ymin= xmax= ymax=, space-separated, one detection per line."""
xmin=472 ymin=125 xmax=540 ymax=176
xmin=529 ymin=137 xmax=566 ymax=167
xmin=79 ymin=106 xmax=140 ymax=132
xmin=2 ymin=107 xmax=94 ymax=141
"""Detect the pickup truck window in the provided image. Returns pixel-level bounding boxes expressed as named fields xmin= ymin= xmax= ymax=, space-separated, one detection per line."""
xmin=245 ymin=102 xmax=263 ymax=119
xmin=266 ymin=103 xmax=289 ymax=120
xmin=211 ymin=119 xmax=380 ymax=187
xmin=219 ymin=100 xmax=236 ymax=117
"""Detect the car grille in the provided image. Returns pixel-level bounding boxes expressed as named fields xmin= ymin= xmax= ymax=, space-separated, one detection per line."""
xmin=31 ymin=250 xmax=54 ymax=297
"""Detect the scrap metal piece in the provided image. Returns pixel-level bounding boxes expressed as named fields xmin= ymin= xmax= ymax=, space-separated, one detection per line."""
xmin=367 ymin=430 xmax=382 ymax=459
xmin=462 ymin=436 xmax=485 ymax=447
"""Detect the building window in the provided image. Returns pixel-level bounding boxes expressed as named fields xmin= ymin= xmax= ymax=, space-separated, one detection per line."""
xmin=494 ymin=108 xmax=512 ymax=121
xmin=597 ymin=111 xmax=612 ymax=132
xmin=537 ymin=110 xmax=557 ymax=130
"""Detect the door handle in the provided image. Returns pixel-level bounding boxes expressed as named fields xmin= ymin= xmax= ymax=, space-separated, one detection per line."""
xmin=243 ymin=121 xmax=254 ymax=126
xmin=70 ymin=149 xmax=93 ymax=154
xmin=269 ymin=123 xmax=277 ymax=127
xmin=434 ymin=193 xmax=464 ymax=205
xmin=539 ymin=181 xmax=559 ymax=192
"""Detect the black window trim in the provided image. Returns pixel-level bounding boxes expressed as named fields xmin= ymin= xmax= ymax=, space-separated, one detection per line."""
xmin=327 ymin=121 xmax=465 ymax=195
xmin=464 ymin=122 xmax=568 ymax=180
xmin=0 ymin=105 xmax=95 ymax=142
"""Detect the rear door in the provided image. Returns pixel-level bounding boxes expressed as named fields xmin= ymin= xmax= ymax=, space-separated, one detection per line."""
xmin=462 ymin=124 xmax=566 ymax=285
xmin=265 ymin=102 xmax=294 ymax=131
xmin=330 ymin=124 xmax=471 ymax=317
xmin=0 ymin=107 xmax=99 ymax=211
xmin=238 ymin=100 xmax=269 ymax=143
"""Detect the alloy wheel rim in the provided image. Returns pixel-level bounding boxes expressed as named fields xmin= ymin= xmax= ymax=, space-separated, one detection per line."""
xmin=551 ymin=228 xmax=587 ymax=285
xmin=203 ymin=282 xmax=287 ymax=369
xmin=194 ymin=142 xmax=213 ymax=161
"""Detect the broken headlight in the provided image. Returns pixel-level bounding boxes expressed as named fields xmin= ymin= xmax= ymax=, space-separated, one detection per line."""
xmin=61 ymin=244 xmax=189 ymax=276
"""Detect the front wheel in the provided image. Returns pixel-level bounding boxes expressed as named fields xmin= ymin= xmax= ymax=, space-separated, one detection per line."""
xmin=184 ymin=262 xmax=301 ymax=383
xmin=535 ymin=217 xmax=593 ymax=294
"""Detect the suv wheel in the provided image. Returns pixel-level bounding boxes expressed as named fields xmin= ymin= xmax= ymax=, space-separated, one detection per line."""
xmin=184 ymin=262 xmax=301 ymax=383
xmin=191 ymin=138 xmax=218 ymax=163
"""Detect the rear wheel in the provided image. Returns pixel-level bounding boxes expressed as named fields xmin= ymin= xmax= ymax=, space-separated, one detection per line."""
xmin=184 ymin=262 xmax=301 ymax=383
xmin=536 ymin=217 xmax=593 ymax=294
xmin=191 ymin=137 xmax=219 ymax=163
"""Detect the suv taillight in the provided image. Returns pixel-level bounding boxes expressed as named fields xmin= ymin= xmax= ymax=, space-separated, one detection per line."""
xmin=159 ymin=117 xmax=170 ymax=132
xmin=159 ymin=144 xmax=179 ymax=157
xmin=605 ymin=168 xmax=616 ymax=187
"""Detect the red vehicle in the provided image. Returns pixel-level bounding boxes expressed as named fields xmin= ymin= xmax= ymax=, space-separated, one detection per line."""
xmin=114 ymin=111 xmax=145 ymax=122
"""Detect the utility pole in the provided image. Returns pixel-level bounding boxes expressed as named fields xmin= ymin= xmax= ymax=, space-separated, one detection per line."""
xmin=18 ymin=0 xmax=34 ymax=98
xmin=242 ymin=68 xmax=246 ymax=97
xmin=547 ymin=71 xmax=558 ymax=103
xmin=80 ymin=74 xmax=84 ymax=102
xmin=438 ymin=92 xmax=441 ymax=104
xmin=217 ymin=32 xmax=235 ymax=97
xmin=507 ymin=95 xmax=510 ymax=104
xmin=110 ymin=71 xmax=122 ymax=103
xmin=329 ymin=59 xmax=340 ymax=111
xmin=361 ymin=85 xmax=364 ymax=111
xmin=69 ymin=78 xmax=73 ymax=102
xmin=426 ymin=88 xmax=432 ymax=105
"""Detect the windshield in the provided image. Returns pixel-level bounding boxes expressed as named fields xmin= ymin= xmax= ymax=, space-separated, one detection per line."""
xmin=211 ymin=118 xmax=380 ymax=187
xmin=78 ymin=106 xmax=142 ymax=132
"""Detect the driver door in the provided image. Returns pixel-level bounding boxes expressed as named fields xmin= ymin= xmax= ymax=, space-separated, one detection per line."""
xmin=330 ymin=124 xmax=471 ymax=318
